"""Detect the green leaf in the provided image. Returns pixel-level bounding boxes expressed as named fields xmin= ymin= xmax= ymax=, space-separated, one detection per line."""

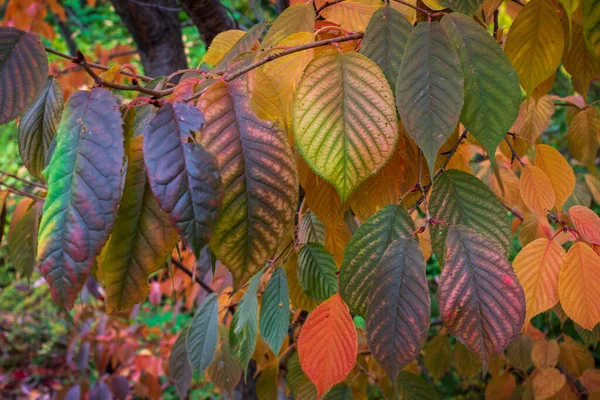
xmin=38 ymin=88 xmax=125 ymax=309
xmin=428 ymin=169 xmax=511 ymax=266
xmin=424 ymin=332 xmax=452 ymax=381
xmin=169 ymin=328 xmax=193 ymax=399
xmin=18 ymin=77 xmax=64 ymax=182
xmin=0 ymin=27 xmax=48 ymax=124
xmin=101 ymin=110 xmax=178 ymax=314
xmin=259 ymin=267 xmax=290 ymax=355
xmin=186 ymin=293 xmax=219 ymax=375
xmin=143 ymin=102 xmax=221 ymax=258
xmin=438 ymin=225 xmax=525 ymax=370
xmin=261 ymin=3 xmax=315 ymax=49
xmin=297 ymin=243 xmax=339 ymax=302
xmin=197 ymin=81 xmax=298 ymax=285
xmin=440 ymin=0 xmax=484 ymax=15
xmin=8 ymin=198 xmax=41 ymax=280
xmin=440 ymin=13 xmax=521 ymax=160
xmin=285 ymin=352 xmax=317 ymax=399
xmin=395 ymin=371 xmax=440 ymax=400
xmin=360 ymin=6 xmax=413 ymax=87
xmin=294 ymin=49 xmax=398 ymax=202
xmin=583 ymin=0 xmax=600 ymax=60
xmin=339 ymin=204 xmax=415 ymax=317
xmin=323 ymin=383 xmax=354 ymax=400
xmin=396 ymin=21 xmax=464 ymax=176
xmin=207 ymin=326 xmax=243 ymax=397
xmin=132 ymin=77 xmax=168 ymax=136
xmin=367 ymin=238 xmax=430 ymax=381
xmin=505 ymin=334 xmax=533 ymax=372
xmin=298 ymin=211 xmax=326 ymax=245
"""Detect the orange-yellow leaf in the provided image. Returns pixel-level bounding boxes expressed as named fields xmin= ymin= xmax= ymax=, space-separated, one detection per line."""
xmin=580 ymin=369 xmax=600 ymax=395
xmin=531 ymin=339 xmax=560 ymax=369
xmin=202 ymin=30 xmax=247 ymax=66
xmin=320 ymin=0 xmax=383 ymax=32
xmin=298 ymin=293 xmax=358 ymax=398
xmin=558 ymin=336 xmax=594 ymax=377
xmin=568 ymin=205 xmax=600 ymax=245
xmin=585 ymin=174 xmax=600 ymax=205
xmin=558 ymin=242 xmax=600 ymax=330
xmin=567 ymin=107 xmax=600 ymax=167
xmin=324 ymin=221 xmax=351 ymax=267
xmin=514 ymin=238 xmax=565 ymax=325
xmin=519 ymin=214 xmax=553 ymax=247
xmin=484 ymin=373 xmax=516 ymax=400
xmin=562 ymin=21 xmax=600 ymax=98
xmin=532 ymin=368 xmax=566 ymax=399
xmin=520 ymin=165 xmax=556 ymax=215
xmin=534 ymin=144 xmax=575 ymax=212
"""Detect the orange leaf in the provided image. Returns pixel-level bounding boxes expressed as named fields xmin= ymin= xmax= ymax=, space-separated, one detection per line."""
xmin=532 ymin=368 xmax=566 ymax=399
xmin=531 ymin=339 xmax=560 ymax=369
xmin=520 ymin=165 xmax=555 ymax=215
xmin=558 ymin=242 xmax=600 ymax=330
xmin=298 ymin=293 xmax=358 ymax=398
xmin=513 ymin=238 xmax=565 ymax=326
xmin=568 ymin=205 xmax=600 ymax=245
xmin=534 ymin=144 xmax=575 ymax=212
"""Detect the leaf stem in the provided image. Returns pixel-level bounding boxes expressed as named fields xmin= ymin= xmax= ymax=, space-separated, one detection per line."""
xmin=171 ymin=257 xmax=214 ymax=293
xmin=0 ymin=180 xmax=44 ymax=202
xmin=503 ymin=136 xmax=526 ymax=167
xmin=0 ymin=170 xmax=46 ymax=189
xmin=391 ymin=0 xmax=432 ymax=15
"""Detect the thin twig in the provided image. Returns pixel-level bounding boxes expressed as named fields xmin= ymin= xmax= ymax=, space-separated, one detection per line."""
xmin=501 ymin=201 xmax=524 ymax=221
xmin=510 ymin=0 xmax=524 ymax=5
xmin=171 ymin=258 xmax=214 ymax=293
xmin=0 ymin=170 xmax=46 ymax=189
xmin=315 ymin=0 xmax=344 ymax=15
xmin=0 ymin=181 xmax=44 ymax=202
xmin=391 ymin=0 xmax=432 ymax=15
xmin=503 ymin=136 xmax=525 ymax=167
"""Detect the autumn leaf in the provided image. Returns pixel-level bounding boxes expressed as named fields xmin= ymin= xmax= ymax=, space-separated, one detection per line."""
xmin=520 ymin=165 xmax=556 ymax=216
xmin=532 ymin=368 xmax=566 ymax=399
xmin=534 ymin=144 xmax=575 ymax=212
xmin=567 ymin=106 xmax=600 ymax=167
xmin=320 ymin=0 xmax=383 ymax=32
xmin=531 ymin=338 xmax=560 ymax=369
xmin=568 ymin=205 xmax=600 ymax=245
xmin=260 ymin=3 xmax=315 ymax=48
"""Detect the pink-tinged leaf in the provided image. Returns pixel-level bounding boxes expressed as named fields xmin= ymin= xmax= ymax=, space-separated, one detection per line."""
xmin=568 ymin=205 xmax=600 ymax=245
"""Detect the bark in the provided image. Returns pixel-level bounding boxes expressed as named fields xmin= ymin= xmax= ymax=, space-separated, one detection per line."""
xmin=109 ymin=0 xmax=188 ymax=78
xmin=180 ymin=0 xmax=236 ymax=46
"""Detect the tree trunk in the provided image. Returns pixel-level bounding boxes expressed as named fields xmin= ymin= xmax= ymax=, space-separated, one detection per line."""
xmin=109 ymin=0 xmax=188 ymax=78
xmin=180 ymin=0 xmax=236 ymax=46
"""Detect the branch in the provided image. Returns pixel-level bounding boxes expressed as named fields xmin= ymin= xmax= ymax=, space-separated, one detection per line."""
xmin=315 ymin=0 xmax=344 ymax=15
xmin=501 ymin=201 xmax=524 ymax=221
xmin=0 ymin=180 xmax=45 ymax=202
xmin=171 ymin=258 xmax=214 ymax=293
xmin=391 ymin=0 xmax=433 ymax=15
xmin=0 ymin=170 xmax=46 ymax=189
xmin=503 ymin=136 xmax=526 ymax=167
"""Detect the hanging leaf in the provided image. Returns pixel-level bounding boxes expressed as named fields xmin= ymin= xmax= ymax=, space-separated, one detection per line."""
xmin=441 ymin=13 xmax=520 ymax=159
xmin=513 ymin=238 xmax=566 ymax=325
xmin=534 ymin=144 xmax=575 ymax=212
xmin=297 ymin=243 xmax=338 ymax=302
xmin=102 ymin=110 xmax=178 ymax=314
xmin=197 ymin=80 xmax=298 ymax=285
xmin=322 ymin=384 xmax=353 ymax=400
xmin=558 ymin=242 xmax=600 ymax=330
xmin=440 ymin=0 xmax=484 ymax=15
xmin=186 ymin=293 xmax=219 ymax=375
xmin=396 ymin=21 xmax=464 ymax=175
xmin=320 ymin=0 xmax=383 ymax=32
xmin=453 ymin=341 xmax=482 ymax=378
xmin=285 ymin=250 xmax=321 ymax=312
xmin=298 ymin=211 xmax=326 ymax=246
xmin=567 ymin=107 xmax=600 ymax=167
xmin=506 ymin=334 xmax=533 ymax=372
xmin=583 ymin=0 xmax=600 ymax=60
xmin=0 ymin=27 xmax=49 ymax=124
xmin=428 ymin=169 xmax=511 ymax=266
xmin=532 ymin=368 xmax=566 ymax=399
xmin=207 ymin=327 xmax=243 ymax=397
xmin=211 ymin=24 xmax=265 ymax=73
xmin=298 ymin=293 xmax=358 ymax=399
xmin=259 ymin=267 xmax=290 ymax=355
xmin=340 ymin=204 xmax=415 ymax=317
xmin=360 ymin=6 xmax=413 ymax=87
xmin=143 ymin=102 xmax=221 ymax=258
xmin=395 ymin=371 xmax=440 ymax=400
xmin=202 ymin=30 xmax=247 ymax=66
xmin=520 ymin=165 xmax=556 ymax=216
xmin=504 ymin=0 xmax=564 ymax=96
xmin=559 ymin=336 xmax=594 ymax=377
xmin=169 ymin=328 xmax=193 ymax=399
xmin=366 ymin=238 xmax=430 ymax=381
xmin=17 ymin=77 xmax=63 ymax=182
xmin=562 ymin=22 xmax=600 ymax=98
xmin=8 ymin=198 xmax=41 ymax=280
xmin=484 ymin=373 xmax=516 ymax=400
xmin=324 ymin=220 xmax=351 ymax=267
xmin=38 ymin=88 xmax=124 ymax=309
xmin=438 ymin=225 xmax=525 ymax=370
xmin=568 ymin=205 xmax=600 ymax=245
xmin=261 ymin=3 xmax=315 ymax=49
xmin=424 ymin=331 xmax=452 ymax=381
xmin=531 ymin=338 xmax=560 ymax=369
xmin=294 ymin=49 xmax=398 ymax=202
xmin=286 ymin=352 xmax=318 ymax=399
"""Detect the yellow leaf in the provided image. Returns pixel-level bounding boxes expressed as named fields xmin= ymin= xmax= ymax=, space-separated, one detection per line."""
xmin=504 ymin=0 xmax=564 ymax=96
xmin=558 ymin=0 xmax=580 ymax=44
xmin=567 ymin=107 xmax=600 ymax=167
xmin=532 ymin=368 xmax=566 ymax=400
xmin=520 ymin=165 xmax=556 ymax=215
xmin=202 ymin=30 xmax=246 ymax=66
xmin=250 ymin=67 xmax=288 ymax=132
xmin=256 ymin=356 xmax=279 ymax=400
xmin=321 ymin=0 xmax=383 ymax=32
xmin=100 ymin=64 xmax=121 ymax=83
xmin=531 ymin=339 xmax=560 ymax=369
xmin=284 ymin=250 xmax=320 ymax=312
xmin=585 ymin=173 xmax=600 ymax=205
xmin=558 ymin=336 xmax=594 ymax=377
xmin=534 ymin=144 xmax=575 ymax=211
xmin=568 ymin=205 xmax=600 ymax=245
xmin=485 ymin=373 xmax=516 ymax=400
xmin=514 ymin=238 xmax=566 ymax=325
xmin=531 ymin=72 xmax=555 ymax=102
xmin=583 ymin=0 xmax=600 ymax=60
xmin=389 ymin=0 xmax=417 ymax=22
xmin=421 ymin=0 xmax=446 ymax=10
xmin=563 ymin=21 xmax=600 ymax=97
xmin=324 ymin=221 xmax=351 ymax=267
xmin=261 ymin=3 xmax=315 ymax=49
xmin=424 ymin=331 xmax=451 ymax=381
xmin=559 ymin=242 xmax=600 ymax=330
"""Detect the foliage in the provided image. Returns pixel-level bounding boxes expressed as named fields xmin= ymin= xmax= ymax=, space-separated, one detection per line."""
xmin=1 ymin=0 xmax=600 ymax=399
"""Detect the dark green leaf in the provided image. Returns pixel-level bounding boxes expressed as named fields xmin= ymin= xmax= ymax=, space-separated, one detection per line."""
xmin=186 ymin=293 xmax=219 ymax=375
xmin=259 ymin=267 xmax=290 ymax=355
xmin=298 ymin=211 xmax=326 ymax=245
xmin=297 ymin=243 xmax=338 ymax=302
xmin=440 ymin=0 xmax=484 ymax=16
xmin=323 ymin=383 xmax=354 ymax=400
xmin=207 ymin=326 xmax=243 ymax=397
xmin=395 ymin=371 xmax=440 ymax=400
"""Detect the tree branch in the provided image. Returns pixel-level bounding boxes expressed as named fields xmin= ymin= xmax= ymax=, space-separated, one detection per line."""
xmin=0 ymin=180 xmax=44 ymax=202
xmin=503 ymin=136 xmax=526 ymax=167
xmin=171 ymin=258 xmax=214 ymax=293
xmin=0 ymin=170 xmax=46 ymax=190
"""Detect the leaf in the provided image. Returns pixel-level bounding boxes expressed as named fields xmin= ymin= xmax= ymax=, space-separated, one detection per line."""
xmin=294 ymin=50 xmax=398 ymax=202
xmin=568 ymin=107 xmax=600 ymax=167
xmin=323 ymin=384 xmax=353 ymax=400
xmin=211 ymin=24 xmax=265 ymax=73
xmin=531 ymin=339 xmax=560 ymax=369
xmin=395 ymin=371 xmax=440 ymax=400
xmin=324 ymin=220 xmax=352 ymax=267
xmin=367 ymin=238 xmax=430 ymax=381
xmin=197 ymin=81 xmax=298 ymax=284
xmin=504 ymin=0 xmax=564 ymax=96
xmin=320 ymin=0 xmax=383 ymax=32
xmin=396 ymin=21 xmax=464 ymax=175
xmin=0 ymin=190 xmax=7 ymax=246
xmin=513 ymin=238 xmax=566 ymax=325
xmin=299 ymin=211 xmax=326 ymax=245
xmin=360 ymin=6 xmax=413 ymax=87
xmin=256 ymin=357 xmax=279 ymax=399
xmin=339 ymin=204 xmax=415 ymax=317
xmin=38 ymin=88 xmax=124 ymax=310
xmin=186 ymin=293 xmax=219 ymax=375
xmin=8 ymin=198 xmax=40 ymax=280
xmin=562 ymin=22 xmax=600 ymax=97
xmin=286 ymin=352 xmax=318 ymax=399
xmin=520 ymin=165 xmax=556 ymax=216
xmin=564 ymin=181 xmax=593 ymax=211
xmin=261 ymin=3 xmax=315 ymax=49
xmin=298 ymin=293 xmax=358 ymax=399
xmin=585 ymin=174 xmax=600 ymax=205
xmin=169 ymin=328 xmax=193 ymax=399
xmin=425 ymin=331 xmax=452 ymax=381
xmin=453 ymin=341 xmax=482 ymax=378
xmin=575 ymin=322 xmax=600 ymax=347
xmin=17 ymin=77 xmax=63 ymax=182
xmin=558 ymin=242 xmax=600 ymax=330
xmin=533 ymin=368 xmax=566 ymax=399
xmin=581 ymin=369 xmax=600 ymax=394
xmin=583 ymin=0 xmax=600 ymax=60
xmin=285 ymin=250 xmax=321 ymax=312
xmin=506 ymin=334 xmax=533 ymax=372
xmin=440 ymin=0 xmax=484 ymax=15
xmin=0 ymin=27 xmax=48 ymax=124
xmin=101 ymin=111 xmax=178 ymax=313
xmin=259 ymin=267 xmax=290 ymax=355
xmin=568 ymin=205 xmax=600 ymax=245
xmin=428 ymin=170 xmax=511 ymax=266
xmin=438 ymin=225 xmax=525 ymax=369
xmin=441 ymin=13 xmax=520 ymax=160
xmin=298 ymin=243 xmax=339 ymax=302
xmin=143 ymin=102 xmax=221 ymax=258
xmin=534 ymin=144 xmax=575 ymax=212
xmin=207 ymin=327 xmax=243 ymax=397
xmin=202 ymin=30 xmax=246 ymax=66
xmin=559 ymin=336 xmax=594 ymax=377
xmin=484 ymin=373 xmax=516 ymax=400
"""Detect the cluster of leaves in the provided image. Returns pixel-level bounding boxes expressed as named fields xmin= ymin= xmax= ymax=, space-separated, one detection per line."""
xmin=1 ymin=0 xmax=600 ymax=398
